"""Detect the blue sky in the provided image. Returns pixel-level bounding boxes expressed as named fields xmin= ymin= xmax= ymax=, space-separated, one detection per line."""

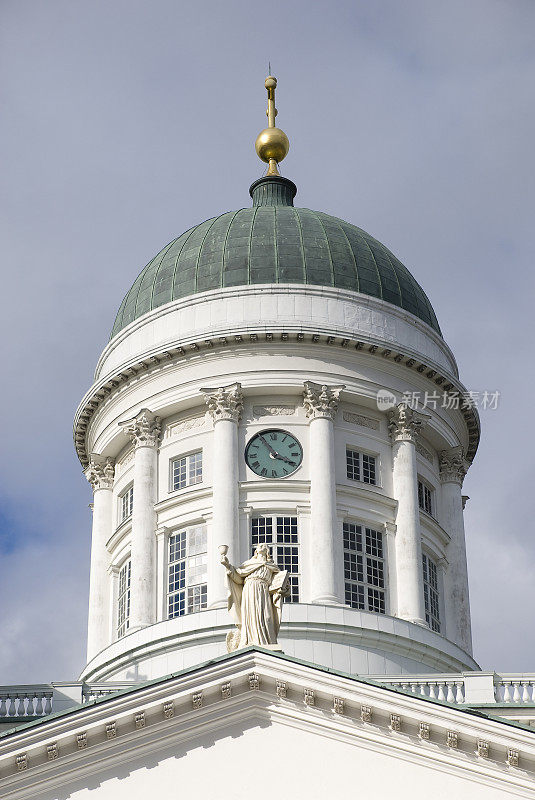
xmin=1 ymin=0 xmax=534 ymax=682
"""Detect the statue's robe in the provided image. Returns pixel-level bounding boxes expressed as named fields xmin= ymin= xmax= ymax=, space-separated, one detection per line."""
xmin=226 ymin=557 xmax=289 ymax=648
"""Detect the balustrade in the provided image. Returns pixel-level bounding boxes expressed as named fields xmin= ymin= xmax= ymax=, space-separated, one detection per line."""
xmin=0 ymin=688 xmax=53 ymax=718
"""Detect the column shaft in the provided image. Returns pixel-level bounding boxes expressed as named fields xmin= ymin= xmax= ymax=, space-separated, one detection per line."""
xmin=440 ymin=447 xmax=472 ymax=653
xmin=87 ymin=488 xmax=113 ymax=659
xmin=208 ymin=418 xmax=239 ymax=607
xmin=201 ymin=383 xmax=243 ymax=609
xmin=309 ymin=416 xmax=339 ymax=603
xmin=392 ymin=438 xmax=425 ymax=623
xmin=130 ymin=443 xmax=158 ymax=629
xmin=303 ymin=381 xmax=345 ymax=605
xmin=85 ymin=456 xmax=115 ymax=661
xmin=120 ymin=409 xmax=161 ymax=632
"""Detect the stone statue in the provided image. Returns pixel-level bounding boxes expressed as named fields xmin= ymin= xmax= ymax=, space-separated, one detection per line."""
xmin=219 ymin=543 xmax=290 ymax=652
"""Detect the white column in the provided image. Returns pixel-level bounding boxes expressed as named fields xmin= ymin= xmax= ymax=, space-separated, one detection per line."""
xmin=304 ymin=381 xmax=345 ymax=604
xmin=201 ymin=383 xmax=243 ymax=608
xmin=84 ymin=455 xmax=115 ymax=662
xmin=120 ymin=408 xmax=161 ymax=631
xmin=440 ymin=446 xmax=473 ymax=654
xmin=389 ymin=403 xmax=428 ymax=625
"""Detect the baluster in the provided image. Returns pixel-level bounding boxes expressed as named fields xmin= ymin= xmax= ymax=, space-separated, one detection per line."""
xmin=8 ymin=695 xmax=17 ymax=716
xmin=446 ymin=682 xmax=455 ymax=703
xmin=35 ymin=693 xmax=44 ymax=715
xmin=16 ymin=695 xmax=26 ymax=716
xmin=428 ymin=682 xmax=437 ymax=699
xmin=410 ymin=682 xmax=419 ymax=695
xmin=455 ymin=681 xmax=465 ymax=703
xmin=437 ymin=683 xmax=446 ymax=702
xmin=502 ymin=681 xmax=512 ymax=702
xmin=25 ymin=695 xmax=35 ymax=716
xmin=44 ymin=694 xmax=53 ymax=715
xmin=401 ymin=682 xmax=409 ymax=693
xmin=512 ymin=682 xmax=521 ymax=703
xmin=419 ymin=681 xmax=427 ymax=696
xmin=0 ymin=695 xmax=6 ymax=717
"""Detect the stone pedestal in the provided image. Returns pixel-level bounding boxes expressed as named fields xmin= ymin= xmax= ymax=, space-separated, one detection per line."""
xmin=304 ymin=381 xmax=345 ymax=604
xmin=201 ymin=383 xmax=243 ymax=608
xmin=85 ymin=455 xmax=115 ymax=661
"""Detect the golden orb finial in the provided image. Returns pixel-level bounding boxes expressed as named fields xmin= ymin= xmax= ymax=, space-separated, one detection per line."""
xmin=255 ymin=74 xmax=289 ymax=176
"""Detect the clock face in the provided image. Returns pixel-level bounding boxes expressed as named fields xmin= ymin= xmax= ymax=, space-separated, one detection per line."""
xmin=245 ymin=429 xmax=303 ymax=479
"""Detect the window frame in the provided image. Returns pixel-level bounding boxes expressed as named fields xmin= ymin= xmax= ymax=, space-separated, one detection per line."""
xmin=345 ymin=446 xmax=378 ymax=486
xmin=167 ymin=523 xmax=208 ymax=619
xmin=169 ymin=450 xmax=203 ymax=493
xmin=418 ymin=478 xmax=435 ymax=517
xmin=117 ymin=558 xmax=131 ymax=639
xmin=250 ymin=513 xmax=300 ymax=603
xmin=422 ymin=551 xmax=441 ymax=633
xmin=342 ymin=520 xmax=387 ymax=615
xmin=118 ymin=484 xmax=133 ymax=525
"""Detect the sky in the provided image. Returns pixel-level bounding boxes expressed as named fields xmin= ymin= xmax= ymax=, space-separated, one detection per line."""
xmin=0 ymin=0 xmax=534 ymax=684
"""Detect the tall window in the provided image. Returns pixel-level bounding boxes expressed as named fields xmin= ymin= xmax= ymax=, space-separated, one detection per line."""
xmin=171 ymin=451 xmax=203 ymax=492
xmin=168 ymin=524 xmax=207 ymax=618
xmin=422 ymin=553 xmax=440 ymax=632
xmin=346 ymin=448 xmax=376 ymax=485
xmin=343 ymin=522 xmax=385 ymax=614
xmin=119 ymin=485 xmax=133 ymax=523
xmin=117 ymin=559 xmax=131 ymax=638
xmin=251 ymin=516 xmax=299 ymax=603
xmin=418 ymin=480 xmax=433 ymax=516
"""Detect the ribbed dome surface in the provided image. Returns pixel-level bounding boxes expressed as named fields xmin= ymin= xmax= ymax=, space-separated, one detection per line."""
xmin=111 ymin=206 xmax=441 ymax=339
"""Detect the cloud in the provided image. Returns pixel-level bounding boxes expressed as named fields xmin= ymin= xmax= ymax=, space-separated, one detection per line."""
xmin=0 ymin=0 xmax=533 ymax=681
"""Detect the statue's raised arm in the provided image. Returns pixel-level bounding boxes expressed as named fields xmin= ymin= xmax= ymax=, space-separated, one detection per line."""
xmin=219 ymin=543 xmax=289 ymax=652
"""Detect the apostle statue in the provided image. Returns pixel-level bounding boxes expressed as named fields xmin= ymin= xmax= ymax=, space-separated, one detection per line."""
xmin=219 ymin=543 xmax=290 ymax=652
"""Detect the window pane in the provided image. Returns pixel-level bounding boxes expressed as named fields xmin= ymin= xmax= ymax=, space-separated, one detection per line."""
xmin=252 ymin=516 xmax=299 ymax=603
xmin=168 ymin=590 xmax=186 ymax=618
xmin=188 ymin=584 xmax=207 ymax=613
xmin=422 ymin=553 xmax=440 ymax=632
xmin=168 ymin=525 xmax=208 ymax=619
xmin=343 ymin=522 xmax=362 ymax=552
xmin=251 ymin=517 xmax=273 ymax=547
xmin=169 ymin=531 xmax=186 ymax=563
xmin=345 ymin=583 xmax=365 ymax=609
xmin=346 ymin=448 xmax=361 ymax=481
xmin=276 ymin=516 xmax=298 ymax=544
xmin=343 ymin=523 xmax=385 ymax=614
xmin=362 ymin=454 xmax=376 ymax=485
xmin=117 ymin=560 xmax=131 ymax=637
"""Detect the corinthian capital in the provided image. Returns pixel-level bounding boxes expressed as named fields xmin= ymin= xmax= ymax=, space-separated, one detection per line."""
xmin=388 ymin=402 xmax=428 ymax=444
xmin=303 ymin=381 xmax=345 ymax=421
xmin=85 ymin=454 xmax=115 ymax=491
xmin=201 ymin=382 xmax=243 ymax=423
xmin=120 ymin=408 xmax=161 ymax=448
xmin=439 ymin=446 xmax=468 ymax=484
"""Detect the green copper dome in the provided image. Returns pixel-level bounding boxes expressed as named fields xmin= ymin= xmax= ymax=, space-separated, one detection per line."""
xmin=111 ymin=177 xmax=441 ymax=339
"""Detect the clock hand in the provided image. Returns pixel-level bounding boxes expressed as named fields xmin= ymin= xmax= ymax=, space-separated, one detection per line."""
xmin=258 ymin=433 xmax=278 ymax=457
xmin=273 ymin=454 xmax=297 ymax=466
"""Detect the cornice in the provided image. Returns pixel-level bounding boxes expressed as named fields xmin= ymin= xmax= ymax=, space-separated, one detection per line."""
xmin=2 ymin=650 xmax=534 ymax=797
xmin=73 ymin=333 xmax=480 ymax=470
xmin=78 ymin=605 xmax=478 ymax=684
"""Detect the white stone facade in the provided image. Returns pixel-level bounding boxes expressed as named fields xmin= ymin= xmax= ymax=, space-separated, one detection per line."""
xmin=78 ymin=286 xmax=479 ymax=682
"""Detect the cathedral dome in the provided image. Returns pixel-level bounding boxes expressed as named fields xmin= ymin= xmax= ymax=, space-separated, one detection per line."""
xmin=111 ymin=176 xmax=441 ymax=339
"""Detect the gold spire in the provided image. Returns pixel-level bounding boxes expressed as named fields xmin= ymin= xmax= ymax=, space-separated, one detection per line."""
xmin=255 ymin=75 xmax=290 ymax=176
